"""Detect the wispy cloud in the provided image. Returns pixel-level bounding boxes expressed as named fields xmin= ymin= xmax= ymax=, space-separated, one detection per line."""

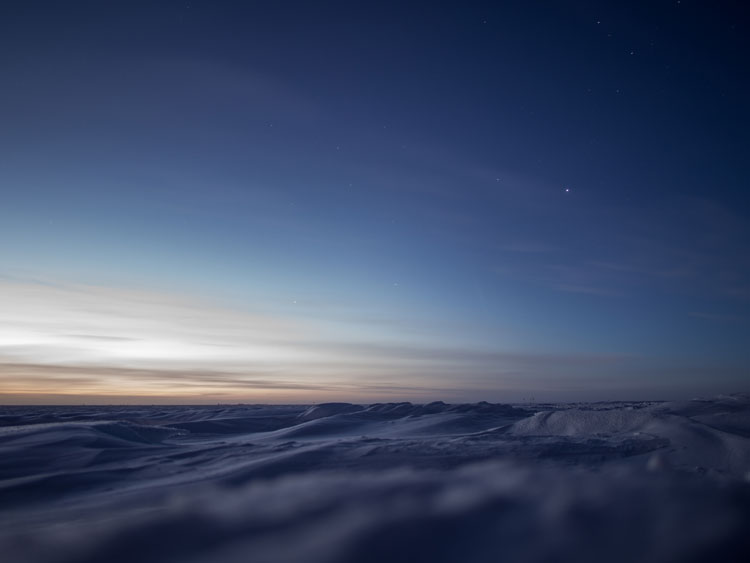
xmin=0 ymin=278 xmax=523 ymax=400
xmin=1 ymin=278 xmax=745 ymax=404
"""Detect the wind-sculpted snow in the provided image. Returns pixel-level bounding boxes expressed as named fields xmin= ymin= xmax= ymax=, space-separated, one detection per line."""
xmin=1 ymin=397 xmax=749 ymax=562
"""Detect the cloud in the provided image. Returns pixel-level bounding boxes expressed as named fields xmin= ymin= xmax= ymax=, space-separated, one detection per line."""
xmin=65 ymin=334 xmax=140 ymax=342
xmin=0 ymin=278 xmax=529 ymax=400
xmin=2 ymin=278 xmax=744 ymax=403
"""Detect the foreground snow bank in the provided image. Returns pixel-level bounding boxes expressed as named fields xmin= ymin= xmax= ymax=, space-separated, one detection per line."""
xmin=7 ymin=462 xmax=750 ymax=563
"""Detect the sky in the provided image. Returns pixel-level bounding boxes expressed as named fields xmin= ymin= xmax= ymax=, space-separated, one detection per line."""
xmin=1 ymin=0 xmax=749 ymax=404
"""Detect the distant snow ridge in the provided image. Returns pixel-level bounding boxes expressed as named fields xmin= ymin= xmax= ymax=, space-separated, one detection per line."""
xmin=299 ymin=401 xmax=527 ymax=421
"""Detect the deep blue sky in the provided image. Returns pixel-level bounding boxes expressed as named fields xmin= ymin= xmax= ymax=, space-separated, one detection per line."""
xmin=1 ymin=1 xmax=748 ymax=403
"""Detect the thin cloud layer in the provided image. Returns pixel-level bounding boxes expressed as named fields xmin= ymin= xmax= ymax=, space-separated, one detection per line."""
xmin=0 ymin=279 xmax=746 ymax=404
xmin=0 ymin=279 xmax=508 ymax=402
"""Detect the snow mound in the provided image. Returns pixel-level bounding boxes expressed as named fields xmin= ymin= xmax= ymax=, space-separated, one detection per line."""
xmin=0 ymin=421 xmax=181 ymax=447
xmin=510 ymin=408 xmax=659 ymax=436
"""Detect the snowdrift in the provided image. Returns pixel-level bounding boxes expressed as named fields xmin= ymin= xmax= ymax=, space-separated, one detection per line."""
xmin=1 ymin=396 xmax=749 ymax=562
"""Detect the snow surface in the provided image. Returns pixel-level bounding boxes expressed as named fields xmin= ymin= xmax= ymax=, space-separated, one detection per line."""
xmin=1 ymin=396 xmax=749 ymax=562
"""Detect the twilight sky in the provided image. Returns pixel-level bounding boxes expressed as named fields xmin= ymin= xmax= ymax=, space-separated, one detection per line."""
xmin=1 ymin=1 xmax=748 ymax=403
